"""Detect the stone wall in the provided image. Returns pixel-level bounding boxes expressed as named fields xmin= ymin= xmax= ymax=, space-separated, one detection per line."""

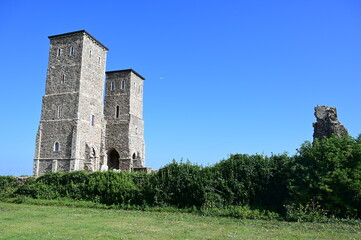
xmin=128 ymin=72 xmax=145 ymax=167
xmin=74 ymin=33 xmax=107 ymax=172
xmin=34 ymin=31 xmax=146 ymax=176
xmin=313 ymin=105 xmax=348 ymax=141
xmin=34 ymin=31 xmax=108 ymax=176
xmin=104 ymin=70 xmax=145 ymax=170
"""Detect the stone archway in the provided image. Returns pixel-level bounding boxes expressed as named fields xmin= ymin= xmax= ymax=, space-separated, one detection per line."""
xmin=107 ymin=149 xmax=120 ymax=170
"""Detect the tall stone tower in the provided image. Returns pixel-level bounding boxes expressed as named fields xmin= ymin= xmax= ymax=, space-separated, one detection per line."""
xmin=33 ymin=31 xmax=108 ymax=176
xmin=34 ymin=30 xmax=148 ymax=176
xmin=104 ymin=70 xmax=145 ymax=171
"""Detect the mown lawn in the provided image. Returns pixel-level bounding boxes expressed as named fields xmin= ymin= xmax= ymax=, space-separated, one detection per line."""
xmin=0 ymin=203 xmax=360 ymax=240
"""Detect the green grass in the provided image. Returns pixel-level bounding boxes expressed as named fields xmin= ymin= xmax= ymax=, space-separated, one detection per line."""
xmin=0 ymin=203 xmax=360 ymax=240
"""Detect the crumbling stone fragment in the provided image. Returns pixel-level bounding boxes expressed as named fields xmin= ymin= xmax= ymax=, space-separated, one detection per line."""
xmin=313 ymin=105 xmax=348 ymax=141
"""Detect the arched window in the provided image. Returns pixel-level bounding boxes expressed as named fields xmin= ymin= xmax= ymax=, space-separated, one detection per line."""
xmin=70 ymin=47 xmax=75 ymax=56
xmin=121 ymin=80 xmax=125 ymax=90
xmin=132 ymin=153 xmax=136 ymax=159
xmin=110 ymin=81 xmax=115 ymax=91
xmin=54 ymin=142 xmax=60 ymax=152
xmin=89 ymin=50 xmax=92 ymax=58
xmin=115 ymin=106 xmax=120 ymax=119
xmin=57 ymin=48 xmax=62 ymax=57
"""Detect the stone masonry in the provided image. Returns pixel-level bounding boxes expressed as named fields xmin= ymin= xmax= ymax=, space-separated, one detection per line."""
xmin=33 ymin=30 xmax=146 ymax=176
xmin=104 ymin=70 xmax=145 ymax=171
xmin=313 ymin=105 xmax=348 ymax=141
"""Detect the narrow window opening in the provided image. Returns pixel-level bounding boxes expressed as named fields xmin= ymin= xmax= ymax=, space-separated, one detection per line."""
xmin=61 ymin=74 xmax=65 ymax=84
xmin=70 ymin=47 xmax=75 ymax=56
xmin=91 ymin=115 xmax=95 ymax=126
xmin=98 ymin=57 xmax=101 ymax=65
xmin=135 ymin=127 xmax=138 ymax=135
xmin=132 ymin=153 xmax=136 ymax=159
xmin=57 ymin=48 xmax=62 ymax=56
xmin=121 ymin=80 xmax=125 ymax=90
xmin=89 ymin=50 xmax=92 ymax=58
xmin=116 ymin=106 xmax=120 ymax=119
xmin=54 ymin=142 xmax=60 ymax=152
xmin=110 ymin=81 xmax=115 ymax=91
xmin=57 ymin=106 xmax=61 ymax=118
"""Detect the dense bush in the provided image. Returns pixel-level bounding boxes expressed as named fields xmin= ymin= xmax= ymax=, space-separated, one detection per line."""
xmin=211 ymin=154 xmax=292 ymax=212
xmin=0 ymin=176 xmax=21 ymax=199
xmin=16 ymin=171 xmax=142 ymax=206
xmin=2 ymin=134 xmax=361 ymax=220
xmin=284 ymin=200 xmax=328 ymax=222
xmin=152 ymin=160 xmax=208 ymax=207
xmin=290 ymin=134 xmax=361 ymax=218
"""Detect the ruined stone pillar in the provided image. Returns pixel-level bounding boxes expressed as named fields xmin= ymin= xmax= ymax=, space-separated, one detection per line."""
xmin=313 ymin=105 xmax=348 ymax=141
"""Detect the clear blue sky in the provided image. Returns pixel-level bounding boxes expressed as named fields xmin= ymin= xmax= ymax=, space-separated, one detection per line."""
xmin=1 ymin=0 xmax=360 ymax=176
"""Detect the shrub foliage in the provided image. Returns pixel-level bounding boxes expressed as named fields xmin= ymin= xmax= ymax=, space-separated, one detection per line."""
xmin=2 ymin=134 xmax=360 ymax=220
xmin=291 ymin=134 xmax=361 ymax=218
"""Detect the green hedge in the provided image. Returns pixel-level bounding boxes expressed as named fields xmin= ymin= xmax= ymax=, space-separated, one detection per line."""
xmin=0 ymin=176 xmax=21 ymax=199
xmin=291 ymin=134 xmax=361 ymax=218
xmin=2 ymin=134 xmax=360 ymax=219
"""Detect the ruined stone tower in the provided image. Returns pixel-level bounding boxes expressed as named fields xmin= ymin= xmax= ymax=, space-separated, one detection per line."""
xmin=104 ymin=70 xmax=145 ymax=171
xmin=34 ymin=30 xmax=146 ymax=176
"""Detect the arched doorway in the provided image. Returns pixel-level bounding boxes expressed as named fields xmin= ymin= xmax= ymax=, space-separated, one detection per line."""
xmin=132 ymin=152 xmax=141 ymax=168
xmin=107 ymin=149 xmax=120 ymax=170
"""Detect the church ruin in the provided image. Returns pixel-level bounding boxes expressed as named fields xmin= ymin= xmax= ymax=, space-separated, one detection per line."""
xmin=33 ymin=30 xmax=146 ymax=176
xmin=313 ymin=105 xmax=348 ymax=141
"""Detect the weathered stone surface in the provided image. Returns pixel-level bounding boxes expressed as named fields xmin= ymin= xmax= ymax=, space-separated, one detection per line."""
xmin=313 ymin=105 xmax=348 ymax=141
xmin=132 ymin=167 xmax=152 ymax=173
xmin=104 ymin=70 xmax=145 ymax=171
xmin=15 ymin=177 xmax=31 ymax=184
xmin=33 ymin=31 xmax=146 ymax=176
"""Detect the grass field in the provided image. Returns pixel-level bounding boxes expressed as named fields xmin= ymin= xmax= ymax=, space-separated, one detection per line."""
xmin=0 ymin=203 xmax=360 ymax=240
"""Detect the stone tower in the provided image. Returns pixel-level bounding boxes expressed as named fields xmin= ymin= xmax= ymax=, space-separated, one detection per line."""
xmin=34 ymin=30 xmax=147 ymax=176
xmin=34 ymin=30 xmax=108 ymax=176
xmin=104 ymin=70 xmax=145 ymax=171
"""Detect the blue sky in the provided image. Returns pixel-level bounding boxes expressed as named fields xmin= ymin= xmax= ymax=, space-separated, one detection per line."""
xmin=0 ymin=0 xmax=360 ymax=176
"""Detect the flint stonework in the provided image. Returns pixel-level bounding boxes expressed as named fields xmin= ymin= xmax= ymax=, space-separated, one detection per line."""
xmin=33 ymin=30 xmax=146 ymax=176
xmin=313 ymin=105 xmax=348 ymax=141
